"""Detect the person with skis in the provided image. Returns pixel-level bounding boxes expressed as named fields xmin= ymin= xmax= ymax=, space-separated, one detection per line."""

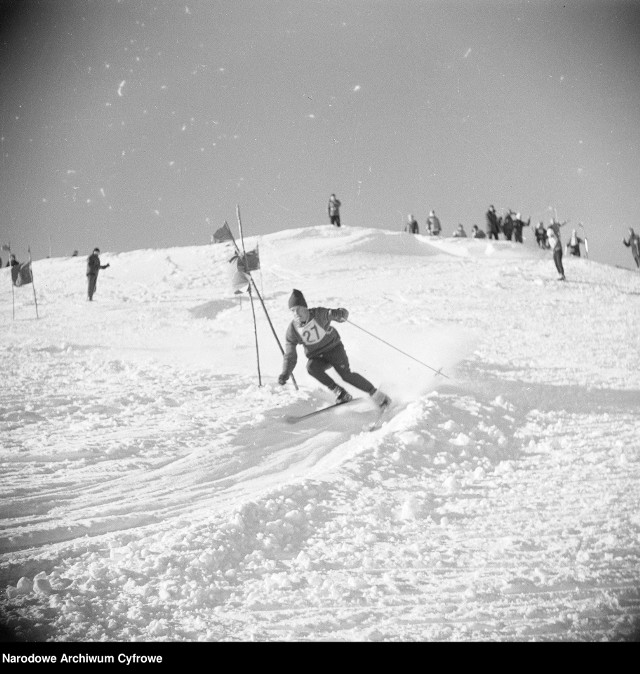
xmin=622 ymin=227 xmax=640 ymax=269
xmin=86 ymin=247 xmax=110 ymax=301
xmin=405 ymin=214 xmax=419 ymax=234
xmin=566 ymin=229 xmax=584 ymax=257
xmin=426 ymin=210 xmax=441 ymax=236
xmin=277 ymin=289 xmax=392 ymax=409
xmin=328 ymin=193 xmax=342 ymax=227
xmin=546 ymin=219 xmax=566 ymax=281
xmin=485 ymin=205 xmax=500 ymax=240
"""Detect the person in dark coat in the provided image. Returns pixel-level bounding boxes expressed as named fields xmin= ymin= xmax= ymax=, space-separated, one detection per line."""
xmin=471 ymin=225 xmax=486 ymax=239
xmin=485 ymin=205 xmax=499 ymax=240
xmin=623 ymin=227 xmax=640 ymax=269
xmin=566 ymin=229 xmax=584 ymax=257
xmin=405 ymin=214 xmax=419 ymax=234
xmin=86 ymin=247 xmax=110 ymax=301
xmin=278 ymin=289 xmax=391 ymax=409
xmin=502 ymin=211 xmax=514 ymax=241
xmin=6 ymin=253 xmax=18 ymax=267
xmin=328 ymin=194 xmax=341 ymax=227
xmin=534 ymin=222 xmax=548 ymax=248
xmin=512 ymin=213 xmax=530 ymax=243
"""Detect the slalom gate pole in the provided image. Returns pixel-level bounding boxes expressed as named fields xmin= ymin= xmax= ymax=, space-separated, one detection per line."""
xmin=346 ymin=319 xmax=448 ymax=379
xmin=236 ymin=206 xmax=262 ymax=387
xmin=234 ymin=205 xmax=298 ymax=391
xmin=29 ymin=247 xmax=39 ymax=319
xmin=9 ymin=243 xmax=15 ymax=320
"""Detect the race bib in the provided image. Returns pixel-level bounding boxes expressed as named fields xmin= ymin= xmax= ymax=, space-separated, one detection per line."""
xmin=296 ymin=318 xmax=327 ymax=346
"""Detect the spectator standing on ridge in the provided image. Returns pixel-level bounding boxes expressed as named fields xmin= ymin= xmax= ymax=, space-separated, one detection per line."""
xmin=452 ymin=224 xmax=467 ymax=238
xmin=6 ymin=253 xmax=18 ymax=268
xmin=405 ymin=214 xmax=419 ymax=234
xmin=535 ymin=222 xmax=548 ymax=248
xmin=486 ymin=205 xmax=499 ymax=240
xmin=278 ymin=289 xmax=392 ymax=409
xmin=546 ymin=219 xmax=567 ymax=281
xmin=622 ymin=227 xmax=640 ymax=269
xmin=512 ymin=213 xmax=530 ymax=243
xmin=86 ymin=247 xmax=110 ymax=301
xmin=426 ymin=210 xmax=441 ymax=236
xmin=471 ymin=225 xmax=486 ymax=239
xmin=328 ymin=193 xmax=341 ymax=227
xmin=566 ymin=229 xmax=584 ymax=257
xmin=502 ymin=211 xmax=514 ymax=241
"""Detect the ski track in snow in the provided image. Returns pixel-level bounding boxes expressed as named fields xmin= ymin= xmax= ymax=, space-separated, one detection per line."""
xmin=1 ymin=226 xmax=639 ymax=642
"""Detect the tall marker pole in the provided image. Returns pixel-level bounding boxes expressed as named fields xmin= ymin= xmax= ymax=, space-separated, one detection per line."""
xmin=236 ymin=206 xmax=262 ymax=387
xmin=234 ymin=205 xmax=298 ymax=390
xmin=28 ymin=247 xmax=39 ymax=319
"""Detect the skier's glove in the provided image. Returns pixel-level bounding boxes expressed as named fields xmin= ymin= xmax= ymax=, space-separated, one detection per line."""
xmin=278 ymin=374 xmax=288 ymax=385
xmin=335 ymin=308 xmax=349 ymax=322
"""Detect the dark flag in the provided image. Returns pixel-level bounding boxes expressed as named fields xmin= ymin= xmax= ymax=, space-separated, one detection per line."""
xmin=213 ymin=222 xmax=234 ymax=243
xmin=244 ymin=247 xmax=260 ymax=272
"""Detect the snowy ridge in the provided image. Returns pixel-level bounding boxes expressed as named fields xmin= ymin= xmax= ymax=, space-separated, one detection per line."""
xmin=1 ymin=225 xmax=639 ymax=642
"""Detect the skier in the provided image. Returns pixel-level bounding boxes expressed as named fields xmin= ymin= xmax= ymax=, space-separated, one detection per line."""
xmin=426 ymin=210 xmax=441 ymax=236
xmin=546 ymin=219 xmax=566 ymax=281
xmin=277 ymin=289 xmax=391 ymax=409
xmin=622 ymin=227 xmax=640 ymax=269
xmin=565 ymin=229 xmax=584 ymax=257
xmin=86 ymin=247 xmax=110 ymax=301
xmin=328 ymin=194 xmax=342 ymax=227
xmin=405 ymin=214 xmax=419 ymax=234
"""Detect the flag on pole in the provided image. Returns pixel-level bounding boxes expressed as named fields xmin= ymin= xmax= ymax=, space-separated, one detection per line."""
xmin=213 ymin=222 xmax=234 ymax=243
xmin=12 ymin=261 xmax=33 ymax=287
xmin=244 ymin=247 xmax=260 ymax=272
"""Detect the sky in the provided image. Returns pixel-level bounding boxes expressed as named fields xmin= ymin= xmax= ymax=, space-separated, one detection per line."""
xmin=1 ymin=0 xmax=639 ymax=269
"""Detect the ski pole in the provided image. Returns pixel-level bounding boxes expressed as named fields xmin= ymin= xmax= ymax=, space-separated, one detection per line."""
xmin=345 ymin=320 xmax=448 ymax=378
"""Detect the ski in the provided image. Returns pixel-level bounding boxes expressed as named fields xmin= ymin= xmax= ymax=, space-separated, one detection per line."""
xmin=284 ymin=398 xmax=362 ymax=424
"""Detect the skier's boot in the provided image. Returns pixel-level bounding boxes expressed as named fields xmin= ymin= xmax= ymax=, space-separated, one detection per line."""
xmin=333 ymin=385 xmax=353 ymax=404
xmin=370 ymin=388 xmax=391 ymax=409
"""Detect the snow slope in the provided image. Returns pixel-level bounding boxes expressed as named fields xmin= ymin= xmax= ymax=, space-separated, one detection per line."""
xmin=1 ymin=226 xmax=639 ymax=642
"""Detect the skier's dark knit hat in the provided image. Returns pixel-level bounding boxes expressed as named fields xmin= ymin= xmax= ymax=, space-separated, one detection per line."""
xmin=288 ymin=289 xmax=307 ymax=309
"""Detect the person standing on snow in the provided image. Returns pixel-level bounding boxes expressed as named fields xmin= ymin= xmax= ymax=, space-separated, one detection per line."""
xmin=512 ymin=213 xmax=529 ymax=243
xmin=86 ymin=247 xmax=110 ymax=301
xmin=535 ymin=221 xmax=548 ymax=248
xmin=328 ymin=193 xmax=342 ymax=227
xmin=426 ymin=210 xmax=441 ymax=236
xmin=485 ymin=205 xmax=500 ymax=240
xmin=622 ymin=227 xmax=640 ymax=269
xmin=566 ymin=229 xmax=584 ymax=257
xmin=546 ymin=219 xmax=566 ymax=281
xmin=405 ymin=214 xmax=419 ymax=234
xmin=278 ymin=289 xmax=392 ymax=409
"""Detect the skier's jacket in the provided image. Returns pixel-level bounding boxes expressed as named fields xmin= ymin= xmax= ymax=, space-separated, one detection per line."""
xmin=281 ymin=307 xmax=348 ymax=377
